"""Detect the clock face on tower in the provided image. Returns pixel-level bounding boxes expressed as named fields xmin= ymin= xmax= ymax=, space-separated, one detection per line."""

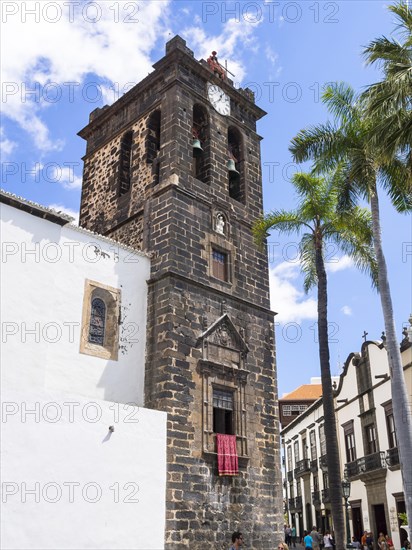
xmin=207 ymin=82 xmax=231 ymax=116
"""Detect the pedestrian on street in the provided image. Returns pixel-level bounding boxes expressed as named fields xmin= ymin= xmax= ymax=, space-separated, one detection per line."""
xmin=292 ymin=526 xmax=297 ymax=547
xmin=310 ymin=526 xmax=321 ymax=550
xmin=286 ymin=526 xmax=292 ymax=546
xmin=324 ymin=531 xmax=333 ymax=549
xmin=352 ymin=536 xmax=362 ymax=549
xmin=230 ymin=531 xmax=244 ymax=549
xmin=304 ymin=531 xmax=314 ymax=550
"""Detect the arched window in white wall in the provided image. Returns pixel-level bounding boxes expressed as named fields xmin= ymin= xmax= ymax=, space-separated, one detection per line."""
xmin=80 ymin=280 xmax=120 ymax=361
xmin=88 ymin=297 xmax=106 ymax=346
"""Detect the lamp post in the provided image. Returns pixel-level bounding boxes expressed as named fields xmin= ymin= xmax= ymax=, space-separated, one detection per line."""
xmin=342 ymin=477 xmax=352 ymax=546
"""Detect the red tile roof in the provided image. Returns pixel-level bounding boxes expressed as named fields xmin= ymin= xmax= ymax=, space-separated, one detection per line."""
xmin=280 ymin=384 xmax=322 ymax=401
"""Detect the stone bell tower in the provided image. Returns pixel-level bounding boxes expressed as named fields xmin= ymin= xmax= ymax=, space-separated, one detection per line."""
xmin=79 ymin=36 xmax=282 ymax=549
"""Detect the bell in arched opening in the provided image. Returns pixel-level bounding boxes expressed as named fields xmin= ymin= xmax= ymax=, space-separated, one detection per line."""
xmin=193 ymin=137 xmax=203 ymax=158
xmin=227 ymin=158 xmax=239 ymax=175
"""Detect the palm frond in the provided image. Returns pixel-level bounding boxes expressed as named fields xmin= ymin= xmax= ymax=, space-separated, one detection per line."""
xmin=290 ymin=124 xmax=354 ymax=171
xmin=299 ymin=233 xmax=317 ymax=293
xmin=379 ymin=158 xmax=412 ymax=212
xmin=252 ymin=210 xmax=310 ymax=249
xmin=322 ymin=83 xmax=359 ymax=125
xmin=389 ymin=1 xmax=412 ymax=36
xmin=326 ymin=208 xmax=378 ymax=288
xmin=363 ymin=36 xmax=410 ymax=68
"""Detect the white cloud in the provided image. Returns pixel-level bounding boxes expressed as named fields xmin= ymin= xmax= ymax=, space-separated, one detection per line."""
xmin=48 ymin=203 xmax=79 ymax=224
xmin=341 ymin=306 xmax=352 ymax=316
xmin=1 ymin=1 xmax=171 ymax=151
xmin=50 ymin=166 xmax=82 ymax=190
xmin=269 ymin=262 xmax=317 ymax=323
xmin=264 ymin=44 xmax=282 ymax=78
xmin=0 ymin=128 xmax=17 ymax=160
xmin=326 ymin=255 xmax=354 ymax=273
xmin=264 ymin=44 xmax=278 ymax=66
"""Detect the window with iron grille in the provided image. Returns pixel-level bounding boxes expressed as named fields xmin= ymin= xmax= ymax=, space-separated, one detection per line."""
xmin=287 ymin=446 xmax=293 ymax=471
xmin=302 ymin=437 xmax=308 ymax=459
xmin=384 ymin=403 xmax=397 ymax=449
xmin=345 ymin=432 xmax=356 ymax=462
xmin=319 ymin=424 xmax=326 ymax=456
xmin=365 ymin=423 xmax=378 ymax=455
xmin=212 ymin=248 xmax=228 ymax=282
xmin=310 ymin=430 xmax=317 ymax=460
xmin=343 ymin=420 xmax=356 ymax=463
xmin=213 ymin=388 xmax=234 ymax=434
xmin=294 ymin=440 xmax=300 ymax=464
xmin=89 ymin=298 xmax=106 ymax=345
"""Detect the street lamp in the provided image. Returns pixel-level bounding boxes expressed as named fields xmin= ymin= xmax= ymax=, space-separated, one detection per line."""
xmin=342 ymin=477 xmax=352 ymax=546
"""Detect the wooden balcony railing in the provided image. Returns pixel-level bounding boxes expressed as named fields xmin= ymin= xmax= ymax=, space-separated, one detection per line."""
xmin=345 ymin=451 xmax=386 ymax=479
xmin=294 ymin=458 xmax=311 ymax=477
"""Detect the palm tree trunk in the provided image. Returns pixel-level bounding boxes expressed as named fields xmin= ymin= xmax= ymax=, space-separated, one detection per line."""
xmin=370 ymin=187 xmax=412 ymax=525
xmin=315 ymin=239 xmax=345 ymax=550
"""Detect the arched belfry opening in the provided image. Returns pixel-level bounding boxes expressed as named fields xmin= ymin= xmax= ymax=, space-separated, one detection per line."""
xmin=146 ymin=109 xmax=161 ymax=185
xmin=227 ymin=126 xmax=244 ymax=203
xmin=192 ymin=104 xmax=209 ymax=183
xmin=118 ymin=131 xmax=133 ymax=196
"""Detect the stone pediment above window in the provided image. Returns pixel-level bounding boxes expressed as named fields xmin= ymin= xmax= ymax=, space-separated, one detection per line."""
xmin=198 ymin=314 xmax=248 ymax=370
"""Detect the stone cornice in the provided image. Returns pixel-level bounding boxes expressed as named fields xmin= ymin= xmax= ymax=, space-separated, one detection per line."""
xmin=147 ymin=269 xmax=276 ymax=318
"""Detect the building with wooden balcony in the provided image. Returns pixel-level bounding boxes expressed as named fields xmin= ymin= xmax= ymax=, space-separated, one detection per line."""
xmin=281 ymin=323 xmax=411 ymax=549
xmin=279 ymin=380 xmax=323 ymax=429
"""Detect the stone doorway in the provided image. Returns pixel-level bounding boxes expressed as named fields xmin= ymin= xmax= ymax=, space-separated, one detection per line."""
xmin=351 ymin=505 xmax=363 ymax=541
xmin=373 ymin=504 xmax=387 ymax=537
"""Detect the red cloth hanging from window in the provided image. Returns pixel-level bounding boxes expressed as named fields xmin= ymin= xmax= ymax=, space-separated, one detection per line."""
xmin=216 ymin=433 xmax=238 ymax=476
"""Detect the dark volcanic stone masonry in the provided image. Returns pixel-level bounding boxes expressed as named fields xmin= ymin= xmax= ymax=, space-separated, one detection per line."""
xmin=79 ymin=36 xmax=283 ymax=549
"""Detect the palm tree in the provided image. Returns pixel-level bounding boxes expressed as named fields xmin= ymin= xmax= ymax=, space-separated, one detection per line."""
xmin=253 ymin=172 xmax=377 ymax=550
xmin=290 ymin=82 xmax=412 ymax=526
xmin=362 ymin=1 xmax=412 ymax=159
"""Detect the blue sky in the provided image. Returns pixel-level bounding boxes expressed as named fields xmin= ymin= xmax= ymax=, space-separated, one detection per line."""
xmin=1 ymin=1 xmax=411 ymax=396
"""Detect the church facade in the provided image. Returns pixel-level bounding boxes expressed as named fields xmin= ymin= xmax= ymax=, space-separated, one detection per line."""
xmin=78 ymin=36 xmax=282 ymax=548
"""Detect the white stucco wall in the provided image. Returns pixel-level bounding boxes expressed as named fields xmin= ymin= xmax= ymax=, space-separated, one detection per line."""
xmin=336 ymin=342 xmax=411 ymax=547
xmin=1 ymin=387 xmax=167 ymax=550
xmin=1 ymin=203 xmax=150 ymax=405
xmin=282 ymin=399 xmax=326 ymax=536
xmin=282 ymin=339 xmax=411 ymax=543
xmin=1 ymin=201 xmax=167 ymax=549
